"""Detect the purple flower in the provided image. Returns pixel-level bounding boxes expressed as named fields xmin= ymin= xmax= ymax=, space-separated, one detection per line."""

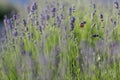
xmin=70 ymin=17 xmax=76 ymax=30
xmin=52 ymin=8 xmax=56 ymax=17
xmin=114 ymin=1 xmax=119 ymax=9
xmin=33 ymin=2 xmax=37 ymax=10
xmin=110 ymin=18 xmax=113 ymax=23
xmin=40 ymin=14 xmax=45 ymax=26
xmin=69 ymin=7 xmax=72 ymax=16
xmin=13 ymin=14 xmax=17 ymax=20
xmin=100 ymin=14 xmax=104 ymax=22
xmin=113 ymin=21 xmax=116 ymax=26
xmin=6 ymin=19 xmax=13 ymax=30
xmin=92 ymin=10 xmax=96 ymax=17
xmin=46 ymin=15 xmax=50 ymax=20
xmin=93 ymin=4 xmax=96 ymax=9
xmin=31 ymin=2 xmax=38 ymax=12
xmin=56 ymin=16 xmax=60 ymax=22
xmin=6 ymin=19 xmax=11 ymax=24
xmin=13 ymin=31 xmax=18 ymax=37
xmin=60 ymin=14 xmax=64 ymax=19
xmin=23 ymin=19 xmax=27 ymax=26
xmin=39 ymin=26 xmax=42 ymax=34
xmin=71 ymin=17 xmax=75 ymax=23
xmin=21 ymin=50 xmax=26 ymax=56
xmin=52 ymin=8 xmax=56 ymax=13
xmin=72 ymin=6 xmax=76 ymax=12
xmin=100 ymin=14 xmax=103 ymax=19
xmin=109 ymin=41 xmax=119 ymax=54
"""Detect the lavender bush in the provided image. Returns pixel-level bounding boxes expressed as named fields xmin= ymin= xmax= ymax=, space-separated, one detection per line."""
xmin=0 ymin=0 xmax=120 ymax=80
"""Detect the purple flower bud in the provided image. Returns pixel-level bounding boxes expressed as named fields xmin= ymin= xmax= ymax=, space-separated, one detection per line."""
xmin=40 ymin=14 xmax=45 ymax=20
xmin=35 ymin=21 xmax=39 ymax=26
xmin=93 ymin=4 xmax=96 ymax=9
xmin=6 ymin=19 xmax=11 ymax=24
xmin=114 ymin=1 xmax=119 ymax=9
xmin=100 ymin=14 xmax=104 ymax=22
xmin=13 ymin=14 xmax=17 ymax=20
xmin=52 ymin=8 xmax=56 ymax=17
xmin=46 ymin=15 xmax=50 ymax=20
xmin=69 ymin=7 xmax=72 ymax=16
xmin=56 ymin=16 xmax=60 ymax=22
xmin=8 ymin=24 xmax=13 ymax=30
xmin=100 ymin=14 xmax=103 ymax=19
xmin=31 ymin=2 xmax=38 ymax=12
xmin=21 ymin=50 xmax=26 ymax=56
xmin=110 ymin=18 xmax=113 ymax=23
xmin=20 ymin=42 xmax=24 ymax=49
xmin=70 ymin=24 xmax=74 ymax=31
xmin=113 ymin=21 xmax=116 ymax=26
xmin=39 ymin=26 xmax=42 ymax=34
xmin=23 ymin=19 xmax=27 ymax=26
xmin=61 ymin=14 xmax=64 ymax=19
xmin=33 ymin=2 xmax=37 ymax=10
xmin=6 ymin=19 xmax=13 ymax=30
xmin=52 ymin=8 xmax=56 ymax=13
xmin=70 ymin=17 xmax=75 ymax=30
xmin=72 ymin=6 xmax=76 ymax=12
xmin=13 ymin=31 xmax=18 ymax=37
xmin=71 ymin=17 xmax=75 ymax=23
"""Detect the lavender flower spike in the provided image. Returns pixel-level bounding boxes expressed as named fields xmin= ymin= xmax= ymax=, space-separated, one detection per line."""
xmin=23 ymin=19 xmax=27 ymax=26
xmin=70 ymin=17 xmax=75 ymax=31
xmin=114 ymin=1 xmax=119 ymax=9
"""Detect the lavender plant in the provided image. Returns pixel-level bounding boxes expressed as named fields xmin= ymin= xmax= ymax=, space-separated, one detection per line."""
xmin=0 ymin=0 xmax=120 ymax=80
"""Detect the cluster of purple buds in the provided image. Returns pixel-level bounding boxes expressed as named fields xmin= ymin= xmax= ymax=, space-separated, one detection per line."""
xmin=110 ymin=18 xmax=113 ymax=23
xmin=110 ymin=18 xmax=117 ymax=26
xmin=114 ymin=1 xmax=119 ymax=9
xmin=113 ymin=21 xmax=117 ymax=26
xmin=31 ymin=2 xmax=38 ymax=11
xmin=70 ymin=17 xmax=75 ymax=30
xmin=69 ymin=6 xmax=76 ymax=16
xmin=27 ymin=2 xmax=38 ymax=14
xmin=69 ymin=7 xmax=72 ymax=16
xmin=23 ymin=19 xmax=27 ymax=26
xmin=51 ymin=7 xmax=56 ymax=17
xmin=92 ymin=10 xmax=96 ymax=18
xmin=100 ymin=14 xmax=103 ymax=22
xmin=20 ymin=42 xmax=25 ymax=53
xmin=13 ymin=30 xmax=18 ymax=37
xmin=56 ymin=16 xmax=61 ymax=27
xmin=46 ymin=14 xmax=50 ymax=20
xmin=93 ymin=4 xmax=96 ymax=9
xmin=52 ymin=7 xmax=56 ymax=13
xmin=6 ymin=19 xmax=13 ymax=30
xmin=40 ymin=14 xmax=46 ymax=26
